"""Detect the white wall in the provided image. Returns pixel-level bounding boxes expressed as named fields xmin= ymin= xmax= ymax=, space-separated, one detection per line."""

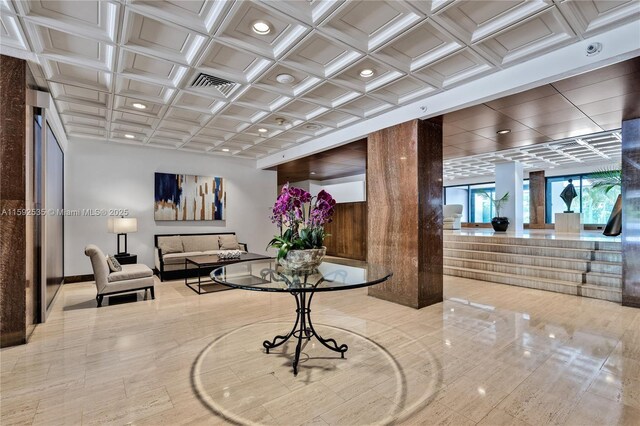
xmin=279 ymin=174 xmax=366 ymax=203
xmin=65 ymin=139 xmax=277 ymax=276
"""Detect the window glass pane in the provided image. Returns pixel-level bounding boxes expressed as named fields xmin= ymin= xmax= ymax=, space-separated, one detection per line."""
xmin=581 ymin=177 xmax=621 ymax=224
xmin=445 ymin=186 xmax=469 ymax=222
xmin=470 ymin=183 xmax=495 ymax=223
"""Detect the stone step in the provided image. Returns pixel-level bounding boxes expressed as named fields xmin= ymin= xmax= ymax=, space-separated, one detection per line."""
xmin=590 ymin=261 xmax=623 ymax=275
xmin=444 ymin=257 xmax=585 ymax=283
xmin=443 ymin=248 xmax=591 ymax=272
xmin=443 ymin=234 xmax=622 ymax=251
xmin=444 ymin=266 xmax=621 ymax=303
xmin=586 ymin=272 xmax=622 ymax=288
xmin=444 ymin=241 xmax=596 ymax=260
xmin=444 ymin=265 xmax=581 ymax=296
xmin=593 ymin=251 xmax=622 ymax=263
xmin=581 ymin=284 xmax=622 ymax=303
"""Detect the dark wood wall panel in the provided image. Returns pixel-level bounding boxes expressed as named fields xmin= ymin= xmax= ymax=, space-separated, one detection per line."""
xmin=529 ymin=170 xmax=546 ymax=229
xmin=621 ymin=117 xmax=640 ymax=308
xmin=367 ymin=118 xmax=443 ymax=308
xmin=0 ymin=55 xmax=27 ymax=347
xmin=323 ymin=202 xmax=367 ymax=261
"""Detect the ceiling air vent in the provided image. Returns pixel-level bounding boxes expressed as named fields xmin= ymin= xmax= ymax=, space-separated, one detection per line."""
xmin=190 ymin=73 xmax=237 ymax=97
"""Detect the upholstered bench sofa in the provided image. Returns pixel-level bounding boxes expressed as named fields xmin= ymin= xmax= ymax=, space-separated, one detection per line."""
xmin=154 ymin=232 xmax=247 ymax=281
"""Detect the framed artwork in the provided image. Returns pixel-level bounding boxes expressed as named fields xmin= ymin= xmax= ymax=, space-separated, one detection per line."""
xmin=154 ymin=172 xmax=225 ymax=221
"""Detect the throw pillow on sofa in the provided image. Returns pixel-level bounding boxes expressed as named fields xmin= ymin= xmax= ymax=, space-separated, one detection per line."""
xmin=106 ymin=255 xmax=122 ymax=272
xmin=158 ymin=235 xmax=184 ymax=254
xmin=219 ymin=234 xmax=240 ymax=250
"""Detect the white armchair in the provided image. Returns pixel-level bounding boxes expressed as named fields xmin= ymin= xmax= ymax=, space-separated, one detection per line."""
xmin=84 ymin=244 xmax=155 ymax=307
xmin=443 ymin=204 xmax=463 ymax=230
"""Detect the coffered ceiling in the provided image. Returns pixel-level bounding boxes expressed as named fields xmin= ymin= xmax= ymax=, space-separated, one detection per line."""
xmin=1 ymin=0 xmax=639 ymax=159
xmin=444 ymin=129 xmax=621 ymax=181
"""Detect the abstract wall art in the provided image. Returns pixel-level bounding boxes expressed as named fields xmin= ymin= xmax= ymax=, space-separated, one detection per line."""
xmin=154 ymin=172 xmax=225 ymax=221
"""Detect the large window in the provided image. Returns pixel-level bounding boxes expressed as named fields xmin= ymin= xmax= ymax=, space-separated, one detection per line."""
xmin=444 ymin=181 xmax=529 ymax=223
xmin=546 ymin=174 xmax=620 ymax=224
xmin=470 ymin=183 xmax=495 ymax=222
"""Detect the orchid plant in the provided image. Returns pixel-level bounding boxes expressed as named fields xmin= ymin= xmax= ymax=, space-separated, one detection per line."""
xmin=267 ymin=184 xmax=336 ymax=261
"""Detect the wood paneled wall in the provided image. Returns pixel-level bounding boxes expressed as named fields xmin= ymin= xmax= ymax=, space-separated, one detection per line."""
xmin=622 ymin=117 xmax=640 ymax=308
xmin=323 ymin=202 xmax=367 ymax=261
xmin=367 ymin=118 xmax=443 ymax=309
xmin=529 ymin=170 xmax=546 ymax=229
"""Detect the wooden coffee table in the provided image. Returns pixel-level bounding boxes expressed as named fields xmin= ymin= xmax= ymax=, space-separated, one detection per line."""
xmin=184 ymin=253 xmax=271 ymax=294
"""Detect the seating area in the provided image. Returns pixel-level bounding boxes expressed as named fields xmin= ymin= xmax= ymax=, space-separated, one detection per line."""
xmin=154 ymin=233 xmax=247 ymax=281
xmin=84 ymin=245 xmax=155 ymax=307
xmin=1 ymin=1 xmax=639 ymax=425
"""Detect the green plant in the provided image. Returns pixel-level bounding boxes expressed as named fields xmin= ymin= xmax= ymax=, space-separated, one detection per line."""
xmin=479 ymin=191 xmax=510 ymax=218
xmin=590 ymin=166 xmax=621 ymax=194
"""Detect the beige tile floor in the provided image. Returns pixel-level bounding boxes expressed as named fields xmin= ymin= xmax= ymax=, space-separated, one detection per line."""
xmin=1 ymin=274 xmax=639 ymax=425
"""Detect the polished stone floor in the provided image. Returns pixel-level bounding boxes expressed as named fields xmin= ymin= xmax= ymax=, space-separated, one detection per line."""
xmin=1 ymin=274 xmax=639 ymax=425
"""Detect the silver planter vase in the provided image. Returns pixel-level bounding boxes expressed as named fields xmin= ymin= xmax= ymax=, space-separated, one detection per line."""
xmin=278 ymin=247 xmax=326 ymax=274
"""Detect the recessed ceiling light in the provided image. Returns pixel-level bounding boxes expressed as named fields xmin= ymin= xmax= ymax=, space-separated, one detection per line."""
xmin=132 ymin=103 xmax=147 ymax=110
xmin=258 ymin=128 xmax=268 ymax=133
xmin=305 ymin=124 xmax=321 ymax=130
xmin=251 ymin=20 xmax=272 ymax=35
xmin=124 ymin=134 xmax=135 ymax=139
xmin=222 ymin=148 xmax=230 ymax=152
xmin=497 ymin=129 xmax=511 ymax=135
xmin=276 ymin=73 xmax=295 ymax=84
xmin=359 ymin=68 xmax=375 ymax=78
xmin=400 ymin=156 xmax=407 ymax=160
xmin=310 ymin=171 xmax=316 ymax=175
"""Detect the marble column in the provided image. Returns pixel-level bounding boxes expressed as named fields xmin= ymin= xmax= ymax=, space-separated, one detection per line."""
xmin=621 ymin=117 xmax=640 ymax=308
xmin=367 ymin=118 xmax=443 ymax=309
xmin=495 ymin=161 xmax=524 ymax=231
xmin=0 ymin=55 xmax=27 ymax=347
xmin=529 ymin=170 xmax=546 ymax=229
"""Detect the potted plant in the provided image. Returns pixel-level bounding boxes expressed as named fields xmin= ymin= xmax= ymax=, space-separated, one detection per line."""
xmin=480 ymin=191 xmax=510 ymax=232
xmin=590 ymin=167 xmax=621 ymax=236
xmin=267 ymin=184 xmax=336 ymax=273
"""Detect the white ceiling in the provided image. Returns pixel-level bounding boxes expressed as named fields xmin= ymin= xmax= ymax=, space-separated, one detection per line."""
xmin=443 ymin=129 xmax=621 ymax=181
xmin=2 ymin=0 xmax=639 ymax=160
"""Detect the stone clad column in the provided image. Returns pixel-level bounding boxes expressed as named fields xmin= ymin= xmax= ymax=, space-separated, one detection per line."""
xmin=367 ymin=118 xmax=443 ymax=309
xmin=495 ymin=161 xmax=524 ymax=232
xmin=529 ymin=170 xmax=546 ymax=229
xmin=622 ymin=117 xmax=640 ymax=308
xmin=0 ymin=55 xmax=27 ymax=347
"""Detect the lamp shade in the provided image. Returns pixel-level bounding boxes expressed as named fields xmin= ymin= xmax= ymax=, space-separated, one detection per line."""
xmin=108 ymin=217 xmax=137 ymax=234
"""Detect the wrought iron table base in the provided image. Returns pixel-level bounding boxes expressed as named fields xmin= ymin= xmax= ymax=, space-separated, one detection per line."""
xmin=263 ymin=291 xmax=348 ymax=375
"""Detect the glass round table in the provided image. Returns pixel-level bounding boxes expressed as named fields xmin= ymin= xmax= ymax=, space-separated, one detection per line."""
xmin=211 ymin=259 xmax=393 ymax=375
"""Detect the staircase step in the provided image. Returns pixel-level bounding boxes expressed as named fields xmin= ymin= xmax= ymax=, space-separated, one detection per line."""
xmin=444 ymin=266 xmax=621 ymax=303
xmin=444 ymin=257 xmax=585 ymax=283
xmin=590 ymin=262 xmax=622 ymax=275
xmin=444 ymin=241 xmax=595 ymax=260
xmin=586 ymin=273 xmax=622 ymax=288
xmin=444 ymin=234 xmax=621 ymax=251
xmin=593 ymin=251 xmax=622 ymax=262
xmin=444 ymin=266 xmax=581 ymax=296
xmin=443 ymin=248 xmax=590 ymax=272
xmin=580 ymin=284 xmax=622 ymax=303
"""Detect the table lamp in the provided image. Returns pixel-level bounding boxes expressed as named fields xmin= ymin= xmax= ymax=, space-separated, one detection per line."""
xmin=108 ymin=217 xmax=137 ymax=256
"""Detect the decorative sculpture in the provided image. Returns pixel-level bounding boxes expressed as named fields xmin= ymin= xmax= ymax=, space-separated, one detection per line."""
xmin=560 ymin=178 xmax=578 ymax=213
